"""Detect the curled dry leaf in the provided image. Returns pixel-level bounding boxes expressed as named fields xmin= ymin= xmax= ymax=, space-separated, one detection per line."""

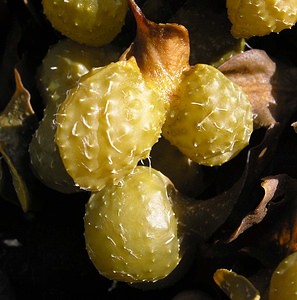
xmin=228 ymin=177 xmax=279 ymax=242
xmin=121 ymin=0 xmax=190 ymax=102
xmin=228 ymin=174 xmax=297 ymax=268
xmin=0 ymin=69 xmax=37 ymax=211
xmin=219 ymin=49 xmax=297 ymax=128
xmin=213 ymin=269 xmax=261 ymax=300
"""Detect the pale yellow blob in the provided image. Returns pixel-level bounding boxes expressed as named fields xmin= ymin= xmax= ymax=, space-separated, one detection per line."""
xmin=227 ymin=0 xmax=297 ymax=38
xmin=84 ymin=166 xmax=181 ymax=282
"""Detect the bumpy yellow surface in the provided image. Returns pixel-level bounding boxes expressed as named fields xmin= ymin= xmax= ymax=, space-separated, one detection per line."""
xmin=269 ymin=251 xmax=297 ymax=300
xmin=84 ymin=166 xmax=180 ymax=282
xmin=227 ymin=0 xmax=297 ymax=38
xmin=42 ymin=0 xmax=129 ymax=46
xmin=162 ymin=64 xmax=253 ymax=167
xmin=55 ymin=58 xmax=166 ymax=191
xmin=38 ymin=38 xmax=120 ymax=106
xmin=30 ymin=103 xmax=78 ymax=193
xmin=30 ymin=39 xmax=119 ymax=193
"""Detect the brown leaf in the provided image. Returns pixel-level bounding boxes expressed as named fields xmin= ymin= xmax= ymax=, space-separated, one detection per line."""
xmin=219 ymin=49 xmax=297 ymax=128
xmin=229 ymin=174 xmax=297 ymax=267
xmin=121 ymin=0 xmax=190 ymax=101
xmin=228 ymin=177 xmax=280 ymax=242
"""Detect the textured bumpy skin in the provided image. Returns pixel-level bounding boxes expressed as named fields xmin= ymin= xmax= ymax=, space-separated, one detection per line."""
xmin=84 ymin=166 xmax=180 ymax=282
xmin=37 ymin=38 xmax=120 ymax=106
xmin=30 ymin=103 xmax=78 ymax=193
xmin=269 ymin=252 xmax=297 ymax=300
xmin=227 ymin=0 xmax=297 ymax=38
xmin=42 ymin=0 xmax=129 ymax=46
xmin=162 ymin=64 xmax=253 ymax=167
xmin=29 ymin=39 xmax=119 ymax=193
xmin=55 ymin=58 xmax=166 ymax=191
